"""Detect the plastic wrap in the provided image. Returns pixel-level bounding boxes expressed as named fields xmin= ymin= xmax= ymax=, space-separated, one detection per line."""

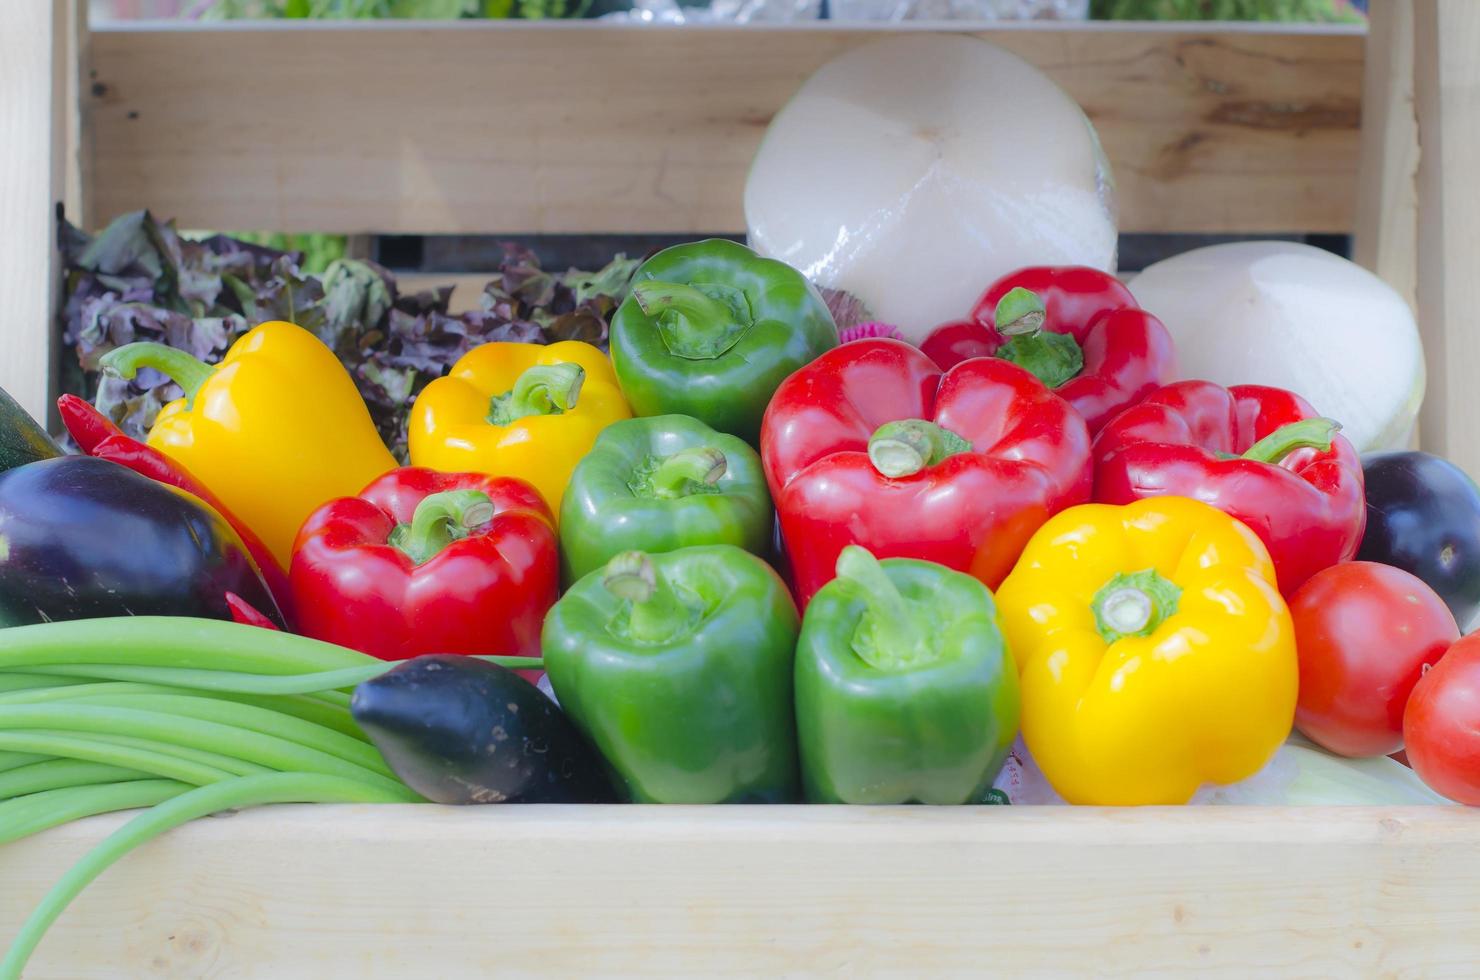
xmin=830 ymin=0 xmax=1084 ymax=22
xmin=602 ymin=0 xmax=819 ymax=23
xmin=744 ymin=35 xmax=1117 ymax=342
xmin=1128 ymin=241 xmax=1425 ymax=453
xmin=991 ymin=735 xmax=1448 ymax=806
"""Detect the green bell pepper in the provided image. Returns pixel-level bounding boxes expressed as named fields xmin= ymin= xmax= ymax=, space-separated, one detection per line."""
xmin=559 ymin=414 xmax=773 ymax=584
xmin=609 ymin=239 xmax=838 ymax=444
xmin=795 ymin=546 xmax=1020 ymax=804
xmin=542 ymin=546 xmax=800 ymax=803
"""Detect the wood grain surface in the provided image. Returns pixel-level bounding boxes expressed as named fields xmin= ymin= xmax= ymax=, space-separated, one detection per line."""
xmin=1 ymin=804 xmax=1477 ymax=978
xmin=84 ymin=22 xmax=1363 ymax=237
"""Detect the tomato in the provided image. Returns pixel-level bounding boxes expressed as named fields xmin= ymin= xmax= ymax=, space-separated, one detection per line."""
xmin=1291 ymin=561 xmax=1459 ymax=757
xmin=1404 ymin=633 xmax=1480 ymax=804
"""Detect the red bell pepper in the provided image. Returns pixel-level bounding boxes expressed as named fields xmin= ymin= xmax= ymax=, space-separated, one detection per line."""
xmin=760 ymin=338 xmax=1092 ymax=607
xmin=1093 ymin=380 xmax=1366 ymax=593
xmin=58 ymin=393 xmax=294 ymax=623
xmin=289 ymin=467 xmax=558 ymax=675
xmin=919 ymin=266 xmax=1177 ymax=434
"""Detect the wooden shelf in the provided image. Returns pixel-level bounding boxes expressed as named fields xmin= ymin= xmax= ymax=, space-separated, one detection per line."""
xmin=83 ymin=20 xmax=1363 ymax=237
xmin=3 ymin=803 xmax=1479 ymax=977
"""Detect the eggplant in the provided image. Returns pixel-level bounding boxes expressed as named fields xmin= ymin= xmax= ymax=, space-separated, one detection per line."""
xmin=351 ymin=655 xmax=620 ymax=804
xmin=0 ymin=455 xmax=283 ymax=627
xmin=1357 ymin=450 xmax=1480 ymax=628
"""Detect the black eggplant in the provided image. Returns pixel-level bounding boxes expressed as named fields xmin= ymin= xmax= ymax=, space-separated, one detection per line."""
xmin=1357 ymin=450 xmax=1480 ymax=627
xmin=0 ymin=384 xmax=62 ymax=473
xmin=0 ymin=455 xmax=283 ymax=627
xmin=351 ymin=655 xmax=620 ymax=804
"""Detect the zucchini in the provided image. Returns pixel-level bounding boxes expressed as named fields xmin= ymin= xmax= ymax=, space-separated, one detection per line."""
xmin=0 ymin=385 xmax=62 ymax=473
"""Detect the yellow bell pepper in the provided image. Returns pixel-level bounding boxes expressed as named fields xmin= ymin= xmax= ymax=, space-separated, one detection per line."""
xmin=99 ymin=322 xmax=402 ymax=568
xmin=100 ymin=321 xmax=398 ymax=569
xmin=408 ymin=341 xmax=631 ymax=516
xmin=995 ymin=497 xmax=1297 ymax=806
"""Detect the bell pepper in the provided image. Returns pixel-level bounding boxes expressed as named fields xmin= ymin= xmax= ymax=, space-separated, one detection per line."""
xmin=996 ymin=496 xmax=1298 ymax=805
xmin=760 ymin=338 xmax=1092 ymax=608
xmin=559 ymin=414 xmax=773 ymax=584
xmin=99 ymin=321 xmax=397 ymax=569
xmin=57 ymin=393 xmax=294 ymax=623
xmin=542 ymin=546 xmax=800 ymax=803
xmin=795 ymin=546 xmax=1019 ymax=804
xmin=290 ymin=467 xmax=557 ymax=670
xmin=919 ymin=266 xmax=1177 ymax=433
xmin=609 ymin=239 xmax=839 ymax=444
xmin=409 ymin=340 xmax=630 ymax=517
xmin=0 ymin=456 xmax=283 ymax=628
xmin=1092 ymin=380 xmax=1366 ymax=593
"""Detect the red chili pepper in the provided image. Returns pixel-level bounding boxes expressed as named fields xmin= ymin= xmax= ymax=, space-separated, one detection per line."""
xmin=58 ymin=394 xmax=295 ymax=624
xmin=225 ymin=592 xmax=281 ymax=631
xmin=760 ymin=338 xmax=1092 ymax=608
xmin=919 ymin=266 xmax=1177 ymax=434
xmin=289 ymin=467 xmax=557 ymax=679
xmin=1092 ymin=380 xmax=1367 ymax=594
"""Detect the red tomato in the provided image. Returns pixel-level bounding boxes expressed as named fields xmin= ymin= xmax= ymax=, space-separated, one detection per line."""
xmin=1404 ymin=633 xmax=1480 ymax=804
xmin=1291 ymin=561 xmax=1459 ymax=757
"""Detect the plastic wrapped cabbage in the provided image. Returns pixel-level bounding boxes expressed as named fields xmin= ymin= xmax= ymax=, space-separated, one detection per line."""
xmin=744 ymin=35 xmax=1117 ymax=342
xmin=1128 ymin=241 xmax=1425 ymax=453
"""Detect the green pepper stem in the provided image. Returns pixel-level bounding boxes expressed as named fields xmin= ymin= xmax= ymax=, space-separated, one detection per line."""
xmin=834 ymin=546 xmax=925 ymax=670
xmin=602 ymin=552 xmax=690 ymax=645
xmin=649 ymin=447 xmax=727 ymax=498
xmin=1241 ymin=417 xmax=1341 ymax=464
xmin=994 ymin=287 xmax=1047 ymax=337
xmin=631 ymin=280 xmax=752 ymax=360
xmin=632 ymin=281 xmax=731 ymax=331
xmin=867 ymin=419 xmax=973 ymax=479
xmin=388 ymin=490 xmax=494 ymax=565
xmin=98 ymin=342 xmax=216 ymax=408
xmin=487 ymin=362 xmax=584 ymax=426
xmin=1091 ymin=569 xmax=1182 ymax=643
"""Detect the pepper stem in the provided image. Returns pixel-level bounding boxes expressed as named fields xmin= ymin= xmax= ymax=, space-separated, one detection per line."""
xmin=631 ymin=280 xmax=753 ymax=360
xmin=98 ymin=342 xmax=217 ymax=408
xmin=388 ymin=490 xmax=495 ymax=565
xmin=834 ymin=546 xmax=925 ymax=671
xmin=1091 ymin=569 xmax=1183 ymax=643
xmin=487 ymin=363 xmax=585 ymax=426
xmin=1241 ymin=417 xmax=1342 ymax=464
xmin=649 ymin=447 xmax=728 ymax=499
xmin=602 ymin=551 xmax=692 ymax=645
xmin=867 ymin=419 xmax=973 ymax=479
xmin=994 ymin=287 xmax=1047 ymax=336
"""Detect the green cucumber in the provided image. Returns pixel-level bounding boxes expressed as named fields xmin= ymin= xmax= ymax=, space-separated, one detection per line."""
xmin=0 ymin=384 xmax=62 ymax=473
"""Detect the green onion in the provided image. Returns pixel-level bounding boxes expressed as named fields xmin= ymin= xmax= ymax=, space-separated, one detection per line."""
xmin=0 ymin=760 xmax=152 ymax=800
xmin=0 ymin=705 xmax=403 ymax=792
xmin=0 ymin=617 xmax=441 ymax=976
xmin=0 ymin=731 xmax=235 ymax=786
xmin=0 ymin=780 xmax=190 ymax=849
xmin=0 ymin=618 xmax=380 ymax=674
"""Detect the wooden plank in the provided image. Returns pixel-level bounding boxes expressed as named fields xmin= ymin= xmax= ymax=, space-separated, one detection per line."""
xmin=397 ymin=272 xmax=492 ymax=310
xmin=1 ymin=804 xmax=1476 ymax=978
xmin=1353 ymin=0 xmax=1418 ymax=313
xmin=1413 ymin=0 xmax=1480 ymax=476
xmin=0 ymin=0 xmax=70 ymax=424
xmin=84 ymin=22 xmax=1363 ymax=237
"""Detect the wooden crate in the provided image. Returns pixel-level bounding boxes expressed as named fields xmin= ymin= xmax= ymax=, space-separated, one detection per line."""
xmin=1 ymin=1 xmax=1479 ymax=976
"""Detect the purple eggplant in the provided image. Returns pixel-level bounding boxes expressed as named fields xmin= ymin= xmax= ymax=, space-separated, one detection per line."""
xmin=0 ymin=455 xmax=282 ymax=627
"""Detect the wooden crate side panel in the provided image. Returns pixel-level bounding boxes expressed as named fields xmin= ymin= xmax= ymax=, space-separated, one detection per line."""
xmin=1 ymin=805 xmax=1477 ymax=978
xmin=0 ymin=0 xmax=71 ymax=423
xmin=1414 ymin=1 xmax=1480 ymax=478
xmin=85 ymin=23 xmax=1362 ymax=237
